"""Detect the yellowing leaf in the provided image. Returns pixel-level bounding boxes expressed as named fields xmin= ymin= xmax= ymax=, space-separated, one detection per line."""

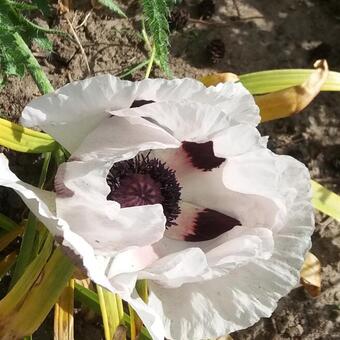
xmin=300 ymin=252 xmax=321 ymax=297
xmin=0 ymin=226 xmax=23 ymax=252
xmin=255 ymin=60 xmax=329 ymax=122
xmin=54 ymin=279 xmax=75 ymax=340
xmin=0 ymin=252 xmax=17 ymax=279
xmin=311 ymin=180 xmax=340 ymax=222
xmin=0 ymin=118 xmax=57 ymax=153
xmin=199 ymin=73 xmax=239 ymax=87
xmin=239 ymin=65 xmax=340 ymax=95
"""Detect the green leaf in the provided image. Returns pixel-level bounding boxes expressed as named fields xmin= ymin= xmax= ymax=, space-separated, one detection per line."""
xmin=240 ymin=69 xmax=340 ymax=95
xmin=141 ymin=0 xmax=171 ymax=75
xmin=33 ymin=34 xmax=53 ymax=52
xmin=311 ymin=180 xmax=340 ymax=222
xmin=0 ymin=117 xmax=57 ymax=153
xmin=0 ymin=213 xmax=17 ymax=231
xmin=97 ymin=0 xmax=126 ymax=17
xmin=74 ymin=284 xmax=152 ymax=340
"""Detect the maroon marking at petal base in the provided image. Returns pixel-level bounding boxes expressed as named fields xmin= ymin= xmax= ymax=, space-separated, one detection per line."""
xmin=182 ymin=141 xmax=226 ymax=171
xmin=185 ymin=209 xmax=240 ymax=242
xmin=130 ymin=100 xmax=155 ymax=108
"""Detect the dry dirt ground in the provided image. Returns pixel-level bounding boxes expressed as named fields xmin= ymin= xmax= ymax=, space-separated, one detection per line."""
xmin=0 ymin=0 xmax=339 ymax=339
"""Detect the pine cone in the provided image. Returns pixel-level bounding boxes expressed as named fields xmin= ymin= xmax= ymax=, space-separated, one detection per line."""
xmin=168 ymin=7 xmax=189 ymax=31
xmin=197 ymin=0 xmax=215 ymax=20
xmin=206 ymin=39 xmax=225 ymax=64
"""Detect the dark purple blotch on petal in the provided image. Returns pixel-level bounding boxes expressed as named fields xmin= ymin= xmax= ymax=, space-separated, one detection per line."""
xmin=130 ymin=100 xmax=155 ymax=108
xmin=185 ymin=209 xmax=240 ymax=242
xmin=182 ymin=141 xmax=226 ymax=171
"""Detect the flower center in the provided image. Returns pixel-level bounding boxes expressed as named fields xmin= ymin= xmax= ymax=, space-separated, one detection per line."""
xmin=106 ymin=154 xmax=181 ymax=226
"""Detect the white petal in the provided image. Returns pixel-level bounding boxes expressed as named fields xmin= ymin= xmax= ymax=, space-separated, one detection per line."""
xmin=110 ymin=101 xmax=233 ymax=143
xmin=71 ymin=115 xmax=180 ymax=162
xmin=134 ymin=78 xmax=260 ymax=126
xmin=55 ymin=113 xmax=182 ymax=254
xmin=56 ymin=160 xmax=166 ymax=254
xmin=20 ymin=77 xmax=258 ymax=153
xmin=157 ymin=146 xmax=279 ymax=229
xmin=21 ymin=75 xmax=138 ymax=152
xmin=222 ymin=149 xmax=311 ymax=231
xmin=147 ymin=155 xmax=313 ymax=340
xmin=138 ymin=247 xmax=210 ymax=288
xmin=0 ymin=154 xmax=166 ymax=340
xmin=0 ymin=153 xmax=62 ymax=236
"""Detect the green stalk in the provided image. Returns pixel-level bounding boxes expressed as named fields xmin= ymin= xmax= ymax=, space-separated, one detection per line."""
xmin=118 ymin=59 xmax=150 ymax=79
xmin=145 ymin=45 xmax=156 ymax=79
xmin=12 ymin=32 xmax=53 ymax=94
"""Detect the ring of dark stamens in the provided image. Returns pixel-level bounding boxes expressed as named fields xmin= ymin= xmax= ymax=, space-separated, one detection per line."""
xmin=106 ymin=153 xmax=181 ymax=227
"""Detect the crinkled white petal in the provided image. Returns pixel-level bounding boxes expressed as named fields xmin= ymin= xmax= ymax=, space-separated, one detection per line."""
xmin=21 ymin=76 xmax=259 ymax=153
xmin=0 ymin=153 xmax=62 ymax=236
xmin=134 ymin=78 xmax=260 ymax=126
xmin=55 ymin=115 xmax=181 ymax=254
xmin=146 ymin=155 xmax=313 ymax=340
xmin=158 ymin=148 xmax=279 ymax=229
xmin=21 ymin=75 xmax=139 ymax=152
xmin=0 ymin=153 xmax=166 ymax=340
xmin=138 ymin=247 xmax=211 ymax=288
xmin=110 ymin=101 xmax=233 ymax=143
xmin=146 ymin=225 xmax=273 ymax=285
xmin=72 ymin=115 xmax=180 ymax=162
xmin=222 ymin=149 xmax=308 ymax=231
xmin=56 ymin=159 xmax=166 ymax=254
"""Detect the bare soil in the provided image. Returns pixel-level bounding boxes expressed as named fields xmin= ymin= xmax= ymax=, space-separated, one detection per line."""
xmin=0 ymin=0 xmax=339 ymax=339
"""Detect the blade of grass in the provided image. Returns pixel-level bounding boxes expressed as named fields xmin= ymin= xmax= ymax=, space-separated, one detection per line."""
xmin=311 ymin=180 xmax=340 ymax=222
xmin=0 ymin=212 xmax=17 ymax=231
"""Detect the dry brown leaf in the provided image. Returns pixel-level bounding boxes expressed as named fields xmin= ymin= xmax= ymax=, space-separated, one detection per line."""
xmin=91 ymin=0 xmax=103 ymax=9
xmin=300 ymin=252 xmax=321 ymax=297
xmin=216 ymin=336 xmax=233 ymax=340
xmin=255 ymin=59 xmax=329 ymax=122
xmin=199 ymin=73 xmax=239 ymax=87
xmin=58 ymin=0 xmax=72 ymax=13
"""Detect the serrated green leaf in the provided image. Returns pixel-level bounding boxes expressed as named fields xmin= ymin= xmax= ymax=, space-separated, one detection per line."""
xmin=97 ymin=0 xmax=126 ymax=17
xmin=33 ymin=34 xmax=53 ymax=52
xmin=9 ymin=1 xmax=38 ymax=11
xmin=142 ymin=0 xmax=171 ymax=75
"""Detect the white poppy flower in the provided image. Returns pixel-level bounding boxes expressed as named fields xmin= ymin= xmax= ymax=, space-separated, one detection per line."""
xmin=0 ymin=75 xmax=314 ymax=340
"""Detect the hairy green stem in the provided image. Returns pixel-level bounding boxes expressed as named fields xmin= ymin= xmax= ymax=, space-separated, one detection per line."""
xmin=145 ymin=45 xmax=156 ymax=79
xmin=13 ymin=32 xmax=53 ymax=94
